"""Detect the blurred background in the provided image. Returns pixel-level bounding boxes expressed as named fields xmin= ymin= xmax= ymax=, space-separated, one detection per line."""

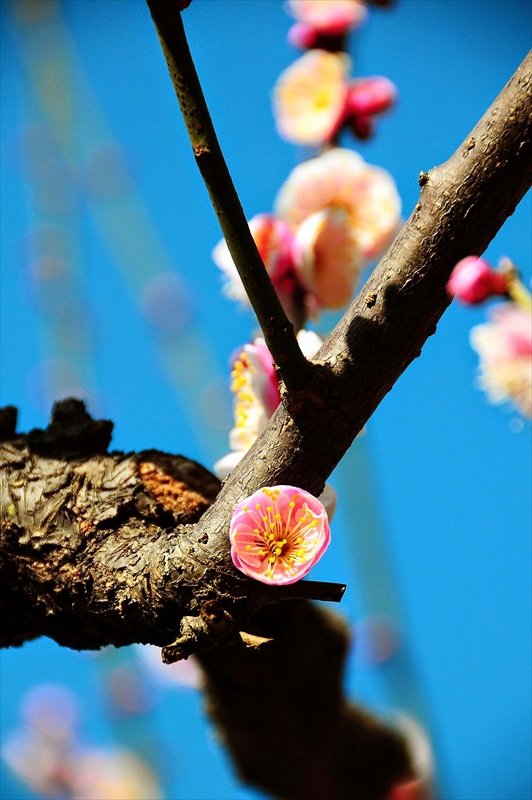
xmin=0 ymin=1 xmax=530 ymax=798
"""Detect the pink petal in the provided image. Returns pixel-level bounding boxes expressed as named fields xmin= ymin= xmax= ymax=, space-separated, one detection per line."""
xmin=291 ymin=207 xmax=362 ymax=308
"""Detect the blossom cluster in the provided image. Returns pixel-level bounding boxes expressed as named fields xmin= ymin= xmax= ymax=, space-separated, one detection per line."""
xmin=214 ymin=148 xmax=401 ymax=315
xmin=1 ymin=684 xmax=161 ymax=800
xmin=274 ymin=50 xmax=396 ymax=146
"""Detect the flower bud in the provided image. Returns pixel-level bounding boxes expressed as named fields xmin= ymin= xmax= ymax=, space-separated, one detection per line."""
xmin=346 ymin=76 xmax=397 ymax=117
xmin=447 ymin=256 xmax=508 ymax=305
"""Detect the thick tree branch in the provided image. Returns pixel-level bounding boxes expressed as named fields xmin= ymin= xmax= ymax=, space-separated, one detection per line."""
xmin=0 ymin=400 xmax=343 ymax=655
xmin=145 ymin=0 xmax=315 ymax=391
xmin=199 ymin=601 xmax=417 ymax=800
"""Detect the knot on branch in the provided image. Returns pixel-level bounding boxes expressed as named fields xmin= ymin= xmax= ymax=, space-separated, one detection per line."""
xmin=138 ymin=449 xmax=220 ymax=520
xmin=162 ymin=600 xmax=235 ymax=663
xmin=26 ymin=399 xmax=113 ymax=459
xmin=280 ymin=361 xmax=339 ymax=416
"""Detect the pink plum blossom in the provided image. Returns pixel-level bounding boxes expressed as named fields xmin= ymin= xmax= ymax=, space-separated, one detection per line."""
xmin=470 ymin=303 xmax=532 ymax=417
xmin=290 ymin=206 xmax=361 ymax=308
xmin=227 ymin=337 xmax=281 ymax=456
xmin=213 ymin=151 xmax=400 ymax=314
xmin=275 ymin=148 xmax=401 ymax=302
xmin=346 ymin=77 xmax=397 ymax=117
xmin=230 ymin=485 xmax=331 ymax=584
xmin=447 ymin=256 xmax=508 ymax=305
xmin=287 ymin=0 xmax=367 ymax=41
xmin=273 ymin=50 xmax=349 ymax=146
xmin=214 ymin=330 xmax=322 ymax=477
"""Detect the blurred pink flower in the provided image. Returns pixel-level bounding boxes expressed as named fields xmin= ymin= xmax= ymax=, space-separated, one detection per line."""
xmin=470 ymin=303 xmax=532 ymax=417
xmin=274 ymin=50 xmax=349 ymax=146
xmin=228 ymin=337 xmax=281 ymax=455
xmin=212 ymin=213 xmax=294 ymax=306
xmin=447 ymin=256 xmax=508 ymax=305
xmin=346 ymin=76 xmax=397 ymax=140
xmin=230 ymin=485 xmax=331 ymax=584
xmin=290 ymin=206 xmax=361 ymax=308
xmin=276 ymin=148 xmax=401 ymax=304
xmin=287 ymin=0 xmax=367 ymax=46
xmin=215 ymin=331 xmax=321 ymax=472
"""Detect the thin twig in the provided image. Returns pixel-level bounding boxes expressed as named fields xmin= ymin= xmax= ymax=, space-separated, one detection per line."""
xmin=146 ymin=0 xmax=315 ymax=392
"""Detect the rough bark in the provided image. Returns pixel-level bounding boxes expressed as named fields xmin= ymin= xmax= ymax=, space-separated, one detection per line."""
xmin=0 ymin=400 xmax=343 ymax=656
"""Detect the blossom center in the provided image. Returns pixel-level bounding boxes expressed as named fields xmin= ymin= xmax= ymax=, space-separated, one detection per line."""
xmin=240 ymin=487 xmax=321 ymax=578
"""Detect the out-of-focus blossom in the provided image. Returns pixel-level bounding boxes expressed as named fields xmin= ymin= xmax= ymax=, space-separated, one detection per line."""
xmin=212 ymin=213 xmax=294 ymax=306
xmin=353 ymin=614 xmax=400 ymax=666
xmin=140 ymin=272 xmax=194 ymax=332
xmin=290 ymin=206 xmax=361 ymax=308
xmin=214 ymin=330 xmax=321 ymax=478
xmin=2 ymin=683 xmax=162 ymax=800
xmin=346 ymin=76 xmax=397 ymax=140
xmin=276 ymin=147 xmax=401 ymax=302
xmin=214 ymin=153 xmax=399 ymax=314
xmin=447 ymin=256 xmax=508 ymax=305
xmin=2 ymin=685 xmax=79 ymax=797
xmin=287 ymin=0 xmax=367 ymax=48
xmin=71 ymin=748 xmax=161 ymax=800
xmin=274 ymin=50 xmax=349 ymax=146
xmin=470 ymin=303 xmax=532 ymax=417
xmin=230 ymin=485 xmax=331 ymax=584
xmin=388 ymin=715 xmax=434 ymax=800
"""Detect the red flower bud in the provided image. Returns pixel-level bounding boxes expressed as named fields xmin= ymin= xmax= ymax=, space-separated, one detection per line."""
xmin=346 ymin=76 xmax=397 ymax=117
xmin=447 ymin=257 xmax=508 ymax=305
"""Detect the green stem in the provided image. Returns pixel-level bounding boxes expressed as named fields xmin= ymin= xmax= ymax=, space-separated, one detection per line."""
xmin=146 ymin=0 xmax=315 ymax=392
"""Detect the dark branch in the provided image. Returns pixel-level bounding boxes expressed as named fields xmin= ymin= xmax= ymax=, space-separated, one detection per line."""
xmin=199 ymin=601 xmax=417 ymax=800
xmin=145 ymin=0 xmax=315 ymax=392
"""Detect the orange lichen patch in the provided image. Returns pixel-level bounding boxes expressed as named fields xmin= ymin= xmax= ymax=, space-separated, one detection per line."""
xmin=139 ymin=460 xmax=212 ymax=518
